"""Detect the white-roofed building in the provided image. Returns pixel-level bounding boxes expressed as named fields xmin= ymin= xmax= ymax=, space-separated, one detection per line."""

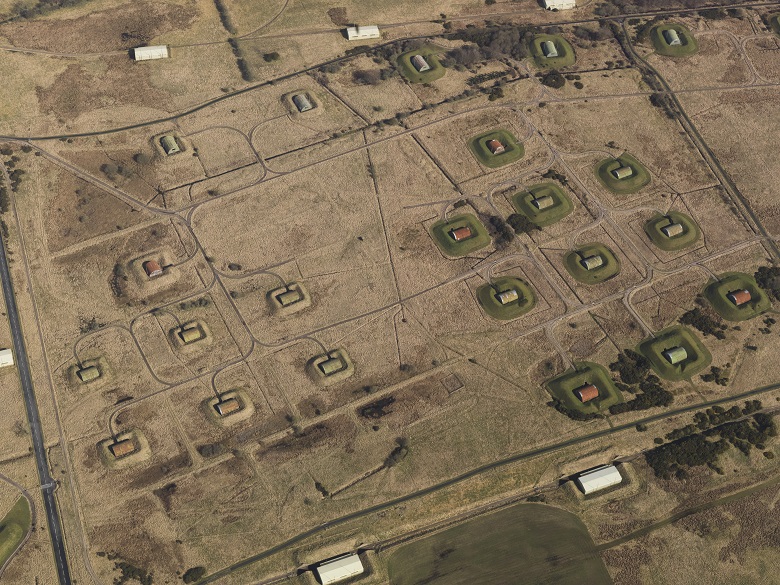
xmin=346 ymin=25 xmax=380 ymax=41
xmin=543 ymin=0 xmax=576 ymax=9
xmin=315 ymin=553 xmax=364 ymax=585
xmin=576 ymin=464 xmax=622 ymax=494
xmin=132 ymin=45 xmax=170 ymax=61
xmin=0 ymin=348 xmax=13 ymax=367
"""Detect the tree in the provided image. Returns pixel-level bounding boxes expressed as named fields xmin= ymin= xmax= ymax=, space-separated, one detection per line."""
xmin=507 ymin=213 xmax=541 ymax=235
xmin=183 ymin=567 xmax=207 ymax=583
xmin=541 ymin=70 xmax=565 ymax=89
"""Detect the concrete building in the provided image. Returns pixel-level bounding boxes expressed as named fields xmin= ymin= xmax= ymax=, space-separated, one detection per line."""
xmin=319 ymin=356 xmax=346 ymax=376
xmin=661 ymin=223 xmax=684 ymax=238
xmin=543 ymin=0 xmax=576 ymax=9
xmin=132 ymin=45 xmax=170 ymax=61
xmin=727 ymin=289 xmax=752 ymax=306
xmin=574 ymin=383 xmax=599 ymax=403
xmin=109 ymin=439 xmax=136 ymax=458
xmin=215 ymin=397 xmax=241 ymax=416
xmin=411 ymin=54 xmax=431 ymax=72
xmin=576 ymin=464 xmax=622 ymax=494
xmin=580 ymin=255 xmax=604 ymax=271
xmin=178 ymin=325 xmax=204 ymax=345
xmin=496 ymin=289 xmax=519 ymax=305
xmin=292 ymin=94 xmax=314 ymax=113
xmin=315 ymin=553 xmax=365 ymax=585
xmin=160 ymin=135 xmax=180 ymax=156
xmin=486 ymin=139 xmax=505 ymax=155
xmin=663 ymin=29 xmax=682 ymax=46
xmin=663 ymin=346 xmax=688 ymax=365
xmin=277 ymin=288 xmax=303 ymax=307
xmin=541 ymin=40 xmax=559 ymax=58
xmin=450 ymin=226 xmax=473 ymax=242
xmin=532 ymin=195 xmax=555 ymax=210
xmin=0 ymin=348 xmax=13 ymax=368
xmin=143 ymin=260 xmax=163 ymax=278
xmin=77 ymin=365 xmax=100 ymax=383
xmin=346 ymin=25 xmax=380 ymax=41
xmin=611 ymin=166 xmax=634 ymax=180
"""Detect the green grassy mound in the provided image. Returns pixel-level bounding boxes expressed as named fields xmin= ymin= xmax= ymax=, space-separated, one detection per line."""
xmin=430 ymin=214 xmax=491 ymax=257
xmin=510 ymin=183 xmax=573 ymax=227
xmin=643 ymin=211 xmax=700 ymax=251
xmin=595 ymin=152 xmax=651 ymax=194
xmin=0 ymin=497 xmax=30 ymax=568
xmin=546 ymin=361 xmax=623 ymax=415
xmin=468 ymin=129 xmax=524 ymax=169
xmin=530 ymin=34 xmax=576 ymax=69
xmin=564 ymin=243 xmax=620 ymax=285
xmin=651 ymin=23 xmax=699 ymax=57
xmin=703 ymin=272 xmax=771 ymax=322
xmin=397 ymin=47 xmax=446 ymax=84
xmin=638 ymin=326 xmax=711 ymax=381
xmin=386 ymin=502 xmax=612 ymax=585
xmin=771 ymin=15 xmax=780 ymax=36
xmin=476 ymin=277 xmax=536 ymax=320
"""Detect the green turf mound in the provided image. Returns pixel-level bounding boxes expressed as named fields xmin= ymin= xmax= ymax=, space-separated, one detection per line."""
xmin=387 ymin=502 xmax=612 ymax=585
xmin=651 ymin=23 xmax=699 ymax=57
xmin=643 ymin=211 xmax=700 ymax=251
xmin=546 ymin=361 xmax=623 ymax=415
xmin=564 ymin=243 xmax=620 ymax=284
xmin=0 ymin=497 xmax=30 ymax=569
xmin=476 ymin=277 xmax=536 ymax=320
xmin=703 ymin=272 xmax=771 ymax=322
xmin=637 ymin=326 xmax=711 ymax=381
xmin=771 ymin=14 xmax=780 ymax=36
xmin=397 ymin=47 xmax=446 ymax=84
xmin=468 ymin=129 xmax=524 ymax=169
xmin=595 ymin=152 xmax=651 ymax=194
xmin=510 ymin=183 xmax=573 ymax=227
xmin=430 ymin=214 xmax=491 ymax=257
xmin=530 ymin=33 xmax=576 ymax=69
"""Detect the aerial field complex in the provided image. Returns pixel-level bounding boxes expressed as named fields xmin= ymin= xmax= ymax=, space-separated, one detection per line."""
xmin=1 ymin=1 xmax=780 ymax=585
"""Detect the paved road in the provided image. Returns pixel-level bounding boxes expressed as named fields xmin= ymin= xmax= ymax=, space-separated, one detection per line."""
xmin=0 ymin=235 xmax=72 ymax=585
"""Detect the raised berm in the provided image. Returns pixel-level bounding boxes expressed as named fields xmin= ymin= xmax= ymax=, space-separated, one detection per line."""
xmin=643 ymin=211 xmax=700 ymax=251
xmin=703 ymin=272 xmax=771 ymax=322
xmin=530 ymin=33 xmax=576 ymax=68
xmin=511 ymin=183 xmax=573 ymax=227
xmin=0 ymin=496 xmax=31 ymax=570
xmin=476 ymin=276 xmax=536 ymax=320
xmin=386 ymin=502 xmax=611 ymax=585
xmin=651 ymin=23 xmax=699 ymax=57
xmin=595 ymin=152 xmax=651 ymax=194
xmin=545 ymin=361 xmax=623 ymax=415
xmin=397 ymin=46 xmax=446 ymax=83
xmin=430 ymin=214 xmax=491 ymax=257
xmin=637 ymin=325 xmax=711 ymax=381
xmin=468 ymin=129 xmax=524 ymax=169
xmin=564 ymin=243 xmax=620 ymax=284
xmin=307 ymin=348 xmax=354 ymax=386
xmin=771 ymin=14 xmax=780 ymax=36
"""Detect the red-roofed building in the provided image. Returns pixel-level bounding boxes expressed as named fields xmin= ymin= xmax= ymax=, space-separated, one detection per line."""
xmin=450 ymin=226 xmax=473 ymax=241
xmin=727 ymin=289 xmax=751 ymax=306
xmin=574 ymin=383 xmax=599 ymax=403
xmin=487 ymin=139 xmax=505 ymax=155
xmin=143 ymin=260 xmax=163 ymax=278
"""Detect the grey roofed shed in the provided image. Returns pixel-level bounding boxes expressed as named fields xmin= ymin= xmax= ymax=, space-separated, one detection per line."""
xmin=532 ymin=195 xmax=555 ymax=210
xmin=277 ymin=289 xmax=303 ymax=306
xmin=411 ymin=54 xmax=431 ymax=72
xmin=663 ymin=28 xmax=682 ymax=46
xmin=541 ymin=40 xmax=559 ymax=58
xmin=319 ymin=356 xmax=346 ymax=376
xmin=292 ymin=93 xmax=313 ymax=112
xmin=77 ymin=365 xmax=101 ymax=383
xmin=661 ymin=223 xmax=684 ymax=238
xmin=611 ymin=166 xmax=634 ymax=180
xmin=160 ymin=135 xmax=181 ymax=155
xmin=580 ymin=255 xmax=604 ymax=271
xmin=662 ymin=346 xmax=688 ymax=365
xmin=496 ymin=289 xmax=519 ymax=305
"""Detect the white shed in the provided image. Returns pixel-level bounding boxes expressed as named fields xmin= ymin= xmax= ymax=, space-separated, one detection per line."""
xmin=315 ymin=553 xmax=364 ymax=585
xmin=132 ymin=45 xmax=170 ymax=61
xmin=0 ymin=348 xmax=13 ymax=368
xmin=576 ymin=465 xmax=622 ymax=494
xmin=346 ymin=25 xmax=380 ymax=41
xmin=543 ymin=0 xmax=576 ymax=9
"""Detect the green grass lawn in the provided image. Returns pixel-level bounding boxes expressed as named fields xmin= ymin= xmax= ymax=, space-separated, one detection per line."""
xmin=467 ymin=129 xmax=524 ymax=169
xmin=595 ymin=152 xmax=651 ymax=194
xmin=637 ymin=326 xmax=712 ymax=381
xmin=651 ymin=23 xmax=699 ymax=57
xmin=476 ymin=276 xmax=536 ymax=320
xmin=510 ymin=183 xmax=573 ymax=227
xmin=0 ymin=496 xmax=30 ymax=569
xmin=546 ymin=361 xmax=623 ymax=415
xmin=430 ymin=214 xmax=491 ymax=257
xmin=529 ymin=33 xmax=576 ymax=69
xmin=386 ymin=502 xmax=612 ymax=585
xmin=396 ymin=46 xmax=446 ymax=84
xmin=703 ymin=272 xmax=771 ymax=322
xmin=564 ymin=243 xmax=620 ymax=284
xmin=643 ymin=211 xmax=700 ymax=251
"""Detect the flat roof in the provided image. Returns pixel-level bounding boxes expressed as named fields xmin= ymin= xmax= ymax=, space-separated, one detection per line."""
xmin=576 ymin=464 xmax=622 ymax=494
xmin=315 ymin=553 xmax=364 ymax=585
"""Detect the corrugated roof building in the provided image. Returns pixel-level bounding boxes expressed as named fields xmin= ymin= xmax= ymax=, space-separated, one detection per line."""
xmin=496 ymin=289 xmax=519 ymax=305
xmin=450 ymin=226 xmax=473 ymax=241
xmin=160 ymin=135 xmax=180 ymax=155
xmin=541 ymin=40 xmax=559 ymax=58
xmin=109 ymin=439 xmax=136 ymax=458
xmin=0 ymin=348 xmax=13 ymax=368
xmin=487 ymin=139 xmax=505 ymax=154
xmin=346 ymin=25 xmax=380 ymax=41
xmin=133 ymin=45 xmax=170 ymax=61
xmin=662 ymin=346 xmax=688 ymax=365
xmin=532 ymin=195 xmax=555 ymax=210
xmin=663 ymin=29 xmax=682 ymax=46
xmin=215 ymin=398 xmax=241 ymax=416
xmin=611 ymin=166 xmax=634 ymax=180
xmin=77 ymin=365 xmax=101 ymax=383
xmin=580 ymin=255 xmax=604 ymax=271
xmin=292 ymin=94 xmax=314 ymax=113
xmin=411 ymin=54 xmax=431 ymax=72
xmin=319 ymin=357 xmax=345 ymax=376
xmin=315 ymin=554 xmax=365 ymax=585
xmin=574 ymin=383 xmax=599 ymax=402
xmin=178 ymin=325 xmax=204 ymax=345
xmin=143 ymin=260 xmax=163 ymax=278
xmin=543 ymin=0 xmax=576 ymax=9
xmin=727 ymin=289 xmax=751 ymax=306
xmin=661 ymin=223 xmax=684 ymax=238
xmin=576 ymin=464 xmax=622 ymax=494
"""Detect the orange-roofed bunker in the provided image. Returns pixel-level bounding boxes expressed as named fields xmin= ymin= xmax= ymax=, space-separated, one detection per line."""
xmin=727 ymin=289 xmax=751 ymax=306
xmin=574 ymin=383 xmax=599 ymax=403
xmin=143 ymin=260 xmax=163 ymax=278
xmin=487 ymin=139 xmax=506 ymax=155
xmin=214 ymin=397 xmax=241 ymax=416
xmin=450 ymin=226 xmax=473 ymax=241
xmin=109 ymin=439 xmax=136 ymax=458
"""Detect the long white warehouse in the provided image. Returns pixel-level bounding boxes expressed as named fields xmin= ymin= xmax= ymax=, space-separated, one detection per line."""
xmin=346 ymin=25 xmax=380 ymax=41
xmin=576 ymin=464 xmax=622 ymax=494
xmin=0 ymin=348 xmax=13 ymax=367
xmin=132 ymin=45 xmax=170 ymax=61
xmin=543 ymin=0 xmax=576 ymax=9
xmin=315 ymin=553 xmax=364 ymax=585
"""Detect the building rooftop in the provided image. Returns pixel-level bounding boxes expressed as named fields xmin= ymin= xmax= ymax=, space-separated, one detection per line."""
xmin=215 ymin=397 xmax=241 ymax=416
xmin=109 ymin=439 xmax=136 ymax=458
xmin=576 ymin=464 xmax=622 ymax=494
xmin=77 ymin=365 xmax=101 ymax=383
xmin=486 ymin=139 xmax=505 ymax=154
xmin=315 ymin=553 xmax=365 ymax=585
xmin=611 ymin=166 xmax=634 ymax=180
xmin=727 ymin=289 xmax=751 ymax=306
xmin=450 ymin=226 xmax=473 ymax=241
xmin=143 ymin=260 xmax=163 ymax=278
xmin=575 ymin=383 xmax=599 ymax=402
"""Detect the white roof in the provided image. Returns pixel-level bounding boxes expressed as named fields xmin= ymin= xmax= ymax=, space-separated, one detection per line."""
xmin=132 ymin=45 xmax=170 ymax=61
xmin=576 ymin=464 xmax=622 ymax=494
xmin=315 ymin=554 xmax=364 ymax=585
xmin=543 ymin=0 xmax=576 ymax=8
xmin=346 ymin=25 xmax=380 ymax=40
xmin=0 ymin=348 xmax=13 ymax=367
